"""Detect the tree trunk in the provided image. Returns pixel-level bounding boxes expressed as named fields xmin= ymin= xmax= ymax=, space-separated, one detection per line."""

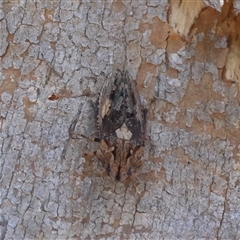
xmin=0 ymin=0 xmax=240 ymax=239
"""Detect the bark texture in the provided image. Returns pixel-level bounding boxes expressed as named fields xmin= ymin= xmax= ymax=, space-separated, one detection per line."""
xmin=0 ymin=0 xmax=240 ymax=239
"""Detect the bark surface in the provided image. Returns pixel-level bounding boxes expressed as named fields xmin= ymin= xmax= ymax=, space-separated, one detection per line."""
xmin=0 ymin=0 xmax=240 ymax=239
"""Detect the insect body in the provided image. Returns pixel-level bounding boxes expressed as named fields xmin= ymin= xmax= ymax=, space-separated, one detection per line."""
xmin=96 ymin=70 xmax=147 ymax=181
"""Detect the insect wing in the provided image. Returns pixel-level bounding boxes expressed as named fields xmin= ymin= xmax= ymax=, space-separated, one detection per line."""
xmin=124 ymin=72 xmax=146 ymax=145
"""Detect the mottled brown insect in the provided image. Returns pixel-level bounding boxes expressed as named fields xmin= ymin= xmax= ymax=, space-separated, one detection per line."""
xmin=96 ymin=70 xmax=147 ymax=181
xmin=69 ymin=70 xmax=147 ymax=181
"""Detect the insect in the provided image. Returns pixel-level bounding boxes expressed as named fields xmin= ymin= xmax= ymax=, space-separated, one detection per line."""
xmin=96 ymin=70 xmax=147 ymax=181
xmin=70 ymin=70 xmax=147 ymax=181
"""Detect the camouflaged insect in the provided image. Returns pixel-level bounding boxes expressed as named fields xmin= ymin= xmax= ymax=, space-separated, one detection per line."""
xmin=96 ymin=70 xmax=147 ymax=181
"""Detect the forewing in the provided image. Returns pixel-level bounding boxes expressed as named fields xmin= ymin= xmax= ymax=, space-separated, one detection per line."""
xmin=98 ymin=70 xmax=125 ymax=140
xmin=124 ymin=72 xmax=146 ymax=145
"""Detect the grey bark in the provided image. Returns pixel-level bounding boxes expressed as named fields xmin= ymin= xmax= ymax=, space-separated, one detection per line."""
xmin=0 ymin=0 xmax=240 ymax=239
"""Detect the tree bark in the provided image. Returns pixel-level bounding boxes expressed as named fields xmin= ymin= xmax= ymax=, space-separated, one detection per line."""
xmin=0 ymin=0 xmax=240 ymax=239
